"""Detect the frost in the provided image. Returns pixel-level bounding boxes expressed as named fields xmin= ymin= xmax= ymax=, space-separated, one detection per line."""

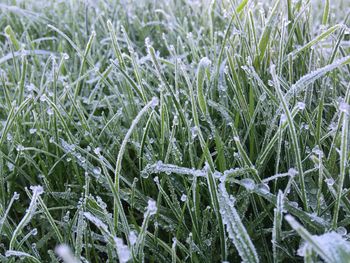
xmin=286 ymin=214 xmax=350 ymax=263
xmin=288 ymin=168 xmax=298 ymax=177
xmin=62 ymin=53 xmax=69 ymax=60
xmin=256 ymin=183 xmax=270 ymax=194
xmin=191 ymin=126 xmax=199 ymax=139
xmin=173 ymin=115 xmax=179 ymax=125
xmin=129 ymin=231 xmax=137 ymax=245
xmin=218 ymin=182 xmax=259 ymax=263
xmin=13 ymin=192 xmax=20 ymax=200
xmin=94 ymin=147 xmax=101 ymax=155
xmin=325 ymin=178 xmax=335 ymax=186
xmin=312 ymin=145 xmax=324 ymax=158
xmin=339 ymin=102 xmax=350 ymax=114
xmin=47 ymin=108 xmax=54 ymax=115
xmin=83 ymin=212 xmax=108 ymax=233
xmin=5 ymin=250 xmax=31 ymax=258
xmin=280 ymin=114 xmax=287 ymax=123
xmin=16 ymin=144 xmax=25 ymax=151
xmin=30 ymin=185 xmax=44 ymax=195
xmin=240 ymin=178 xmax=255 ymax=191
xmin=93 ymin=167 xmax=102 ymax=176
xmin=150 ymin=96 xmax=159 ymax=108
xmin=180 ymin=194 xmax=187 ymax=202
xmin=297 ymin=102 xmax=306 ymax=110
xmin=336 ymin=227 xmax=347 ymax=236
xmin=29 ymin=128 xmax=37 ymax=134
xmin=198 ymin=57 xmax=211 ymax=68
xmin=146 ymin=199 xmax=157 ymax=215
xmin=55 ymin=244 xmax=79 ymax=263
xmin=6 ymin=133 xmax=12 ymax=141
xmin=40 ymin=94 xmax=47 ymax=102
xmin=114 ymin=237 xmax=131 ymax=263
xmin=141 ymin=162 xmax=206 ymax=178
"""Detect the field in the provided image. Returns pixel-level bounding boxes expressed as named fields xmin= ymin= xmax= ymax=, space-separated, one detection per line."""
xmin=1 ymin=0 xmax=350 ymax=262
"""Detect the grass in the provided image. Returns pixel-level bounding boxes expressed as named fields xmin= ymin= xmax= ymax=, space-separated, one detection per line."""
xmin=0 ymin=0 xmax=350 ymax=262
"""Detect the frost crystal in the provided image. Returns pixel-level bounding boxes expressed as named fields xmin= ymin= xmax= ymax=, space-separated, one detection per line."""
xmin=339 ymin=102 xmax=350 ymax=114
xmin=180 ymin=194 xmax=187 ymax=202
xmin=240 ymin=178 xmax=255 ymax=191
xmin=288 ymin=168 xmax=298 ymax=177
xmin=297 ymin=102 xmax=306 ymax=110
xmin=114 ymin=237 xmax=131 ymax=263
xmin=55 ymin=244 xmax=79 ymax=263
xmin=150 ymin=97 xmax=159 ymax=108
xmin=147 ymin=199 xmax=157 ymax=215
xmin=129 ymin=231 xmax=137 ymax=245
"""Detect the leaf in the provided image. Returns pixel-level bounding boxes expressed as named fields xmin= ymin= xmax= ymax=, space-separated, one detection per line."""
xmin=218 ymin=182 xmax=259 ymax=263
xmin=286 ymin=215 xmax=350 ymax=263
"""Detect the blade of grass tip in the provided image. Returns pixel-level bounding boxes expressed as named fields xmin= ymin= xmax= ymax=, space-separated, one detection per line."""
xmin=255 ymin=0 xmax=280 ymax=67
xmin=287 ymin=24 xmax=342 ymax=63
xmin=322 ymin=0 xmax=330 ymax=25
xmin=106 ymin=20 xmax=126 ymax=70
xmin=9 ymin=186 xmax=44 ymax=250
xmin=285 ymin=215 xmax=333 ymax=263
xmin=0 ymin=98 xmax=32 ymax=148
xmin=146 ymin=40 xmax=186 ymax=125
xmin=196 ymin=57 xmax=211 ymax=116
xmin=208 ymin=0 xmax=215 ymax=43
xmin=236 ymin=0 xmax=249 ymax=13
xmin=270 ymin=65 xmax=308 ymax=211
xmin=0 ymin=192 xmax=20 ymax=235
xmin=113 ymin=97 xmax=159 ymax=232
xmin=72 ymin=30 xmax=96 ymax=102
xmin=286 ymin=54 xmax=350 ymax=100
xmin=4 ymin=25 xmax=21 ymax=50
xmin=18 ymin=56 xmax=27 ymax=105
xmin=272 ymin=190 xmax=283 ymax=263
xmin=332 ymin=101 xmax=349 ymax=229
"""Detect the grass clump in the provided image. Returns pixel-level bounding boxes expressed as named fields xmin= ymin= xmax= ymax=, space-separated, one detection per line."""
xmin=0 ymin=0 xmax=350 ymax=262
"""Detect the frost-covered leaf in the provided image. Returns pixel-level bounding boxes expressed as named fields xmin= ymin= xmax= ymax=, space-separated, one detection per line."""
xmin=218 ymin=182 xmax=259 ymax=263
xmin=286 ymin=215 xmax=350 ymax=263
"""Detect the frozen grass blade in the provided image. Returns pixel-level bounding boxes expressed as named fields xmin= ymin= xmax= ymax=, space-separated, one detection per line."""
xmin=218 ymin=181 xmax=259 ymax=263
xmin=270 ymin=65 xmax=308 ymax=211
xmin=332 ymin=101 xmax=349 ymax=229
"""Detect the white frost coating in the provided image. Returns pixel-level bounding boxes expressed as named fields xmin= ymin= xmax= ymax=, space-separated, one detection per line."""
xmin=9 ymin=185 xmax=44 ymax=250
xmin=218 ymin=182 xmax=259 ymax=263
xmin=280 ymin=114 xmax=287 ymax=123
xmin=6 ymin=250 xmax=28 ymax=257
xmin=5 ymin=250 xmax=41 ymax=262
xmin=198 ymin=57 xmax=211 ymax=68
xmin=29 ymin=128 xmax=37 ymax=134
xmin=288 ymin=168 xmax=298 ymax=177
xmin=150 ymin=96 xmax=159 ymax=108
xmin=114 ymin=237 xmax=131 ymax=263
xmin=339 ymin=102 xmax=350 ymax=114
xmin=141 ymin=162 xmax=206 ymax=178
xmin=240 ymin=178 xmax=255 ymax=191
xmin=286 ymin=214 xmax=350 ymax=262
xmin=55 ymin=244 xmax=79 ymax=263
xmin=92 ymin=166 xmax=102 ymax=176
xmin=325 ymin=178 xmax=335 ymax=186
xmin=129 ymin=231 xmax=137 ymax=245
xmin=180 ymin=194 xmax=187 ymax=202
xmin=83 ymin=212 xmax=109 ymax=233
xmin=296 ymin=102 xmax=306 ymax=110
xmin=147 ymin=199 xmax=157 ymax=215
xmin=286 ymin=54 xmax=350 ymax=101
